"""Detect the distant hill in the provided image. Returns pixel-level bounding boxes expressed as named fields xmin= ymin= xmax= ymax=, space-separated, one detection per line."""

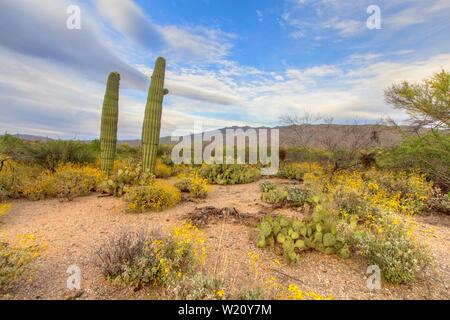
xmin=8 ymin=134 xmax=54 ymax=142
xmin=5 ymin=124 xmax=426 ymax=149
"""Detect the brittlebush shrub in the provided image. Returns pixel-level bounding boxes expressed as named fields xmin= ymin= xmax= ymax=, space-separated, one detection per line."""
xmin=0 ymin=234 xmax=46 ymax=291
xmin=96 ymin=223 xmax=205 ymax=289
xmin=22 ymin=164 xmax=104 ymax=201
xmin=125 ymin=182 xmax=181 ymax=213
xmin=175 ymin=174 xmax=209 ymax=199
xmin=198 ymin=164 xmax=260 ymax=185
xmin=329 ymin=170 xmax=433 ymax=216
xmin=154 ymin=161 xmax=174 ymax=179
xmin=171 ymin=274 xmax=225 ymax=300
xmin=0 ymin=160 xmax=41 ymax=201
xmin=341 ymin=217 xmax=431 ymax=284
xmin=277 ymin=162 xmax=324 ymax=181
xmin=378 ymin=131 xmax=450 ymax=192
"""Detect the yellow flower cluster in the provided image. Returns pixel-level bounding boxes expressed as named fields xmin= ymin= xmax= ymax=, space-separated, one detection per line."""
xmin=0 ymin=202 xmax=11 ymax=218
xmin=22 ymin=163 xmax=104 ymax=201
xmin=1 ymin=233 xmax=47 ymax=289
xmin=265 ymin=277 xmax=334 ymax=300
xmin=171 ymin=222 xmax=207 ymax=266
xmin=126 ymin=182 xmax=181 ymax=212
xmin=154 ymin=161 xmax=174 ymax=178
xmin=175 ymin=173 xmax=209 ymax=198
xmin=328 ymin=169 xmax=432 ymax=217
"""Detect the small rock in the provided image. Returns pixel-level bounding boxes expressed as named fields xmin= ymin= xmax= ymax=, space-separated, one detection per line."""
xmin=64 ymin=289 xmax=84 ymax=300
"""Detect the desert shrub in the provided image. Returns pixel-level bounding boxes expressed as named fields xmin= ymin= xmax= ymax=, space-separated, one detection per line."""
xmin=238 ymin=287 xmax=264 ymax=300
xmin=170 ymin=274 xmax=225 ymax=300
xmin=174 ymin=175 xmax=191 ymax=192
xmin=30 ymin=140 xmax=97 ymax=171
xmin=116 ymin=144 xmax=141 ymax=160
xmin=190 ymin=176 xmax=209 ymax=199
xmin=285 ymin=186 xmax=311 ymax=207
xmin=260 ymin=183 xmax=312 ymax=207
xmin=99 ymin=162 xmax=154 ymax=197
xmin=343 ymin=219 xmax=431 ymax=284
xmin=329 ymin=170 xmax=433 ymax=216
xmin=0 ymin=234 xmax=45 ymax=291
xmin=154 ymin=161 xmax=174 ymax=178
xmin=261 ymin=188 xmax=287 ymax=205
xmin=125 ymin=182 xmax=181 ymax=213
xmin=0 ymin=134 xmax=36 ymax=163
xmin=22 ymin=164 xmax=103 ymax=201
xmin=175 ymin=174 xmax=209 ymax=199
xmin=198 ymin=164 xmax=260 ymax=185
xmin=259 ymin=181 xmax=277 ymax=193
xmin=0 ymin=160 xmax=41 ymax=201
xmin=424 ymin=193 xmax=450 ymax=215
xmin=379 ymin=131 xmax=450 ymax=192
xmin=96 ymin=223 xmax=205 ymax=289
xmin=277 ymin=162 xmax=324 ymax=181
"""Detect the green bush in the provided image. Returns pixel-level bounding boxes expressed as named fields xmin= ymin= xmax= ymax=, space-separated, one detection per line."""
xmin=261 ymin=188 xmax=287 ymax=205
xmin=30 ymin=140 xmax=97 ymax=171
xmin=379 ymin=131 xmax=450 ymax=192
xmin=0 ymin=134 xmax=36 ymax=163
xmin=286 ymin=186 xmax=311 ymax=207
xmin=0 ymin=135 xmax=98 ymax=170
xmin=260 ymin=181 xmax=277 ymax=193
xmin=172 ymin=274 xmax=224 ymax=300
xmin=348 ymin=224 xmax=431 ymax=284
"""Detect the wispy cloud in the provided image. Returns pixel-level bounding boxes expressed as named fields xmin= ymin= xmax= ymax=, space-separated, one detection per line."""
xmin=0 ymin=0 xmax=449 ymax=140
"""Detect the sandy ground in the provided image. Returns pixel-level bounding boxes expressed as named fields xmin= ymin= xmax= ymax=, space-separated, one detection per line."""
xmin=1 ymin=179 xmax=449 ymax=300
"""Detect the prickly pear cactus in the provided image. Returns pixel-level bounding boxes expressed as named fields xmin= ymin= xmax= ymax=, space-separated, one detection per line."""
xmin=100 ymin=72 xmax=120 ymax=175
xmin=142 ymin=57 xmax=169 ymax=173
xmin=256 ymin=212 xmax=350 ymax=264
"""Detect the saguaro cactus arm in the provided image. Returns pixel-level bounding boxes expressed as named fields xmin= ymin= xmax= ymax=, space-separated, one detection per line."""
xmin=142 ymin=57 xmax=168 ymax=173
xmin=100 ymin=72 xmax=120 ymax=175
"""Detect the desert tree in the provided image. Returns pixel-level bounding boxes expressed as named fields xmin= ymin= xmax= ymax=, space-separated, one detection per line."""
xmin=280 ymin=112 xmax=382 ymax=172
xmin=383 ymin=70 xmax=450 ymax=190
xmin=384 ymin=69 xmax=449 ymax=131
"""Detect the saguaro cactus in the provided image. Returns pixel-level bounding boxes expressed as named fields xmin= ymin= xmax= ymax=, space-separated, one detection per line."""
xmin=100 ymin=72 xmax=120 ymax=175
xmin=142 ymin=57 xmax=168 ymax=173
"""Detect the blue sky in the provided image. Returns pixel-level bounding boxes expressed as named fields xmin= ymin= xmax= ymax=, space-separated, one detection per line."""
xmin=0 ymin=0 xmax=449 ymax=139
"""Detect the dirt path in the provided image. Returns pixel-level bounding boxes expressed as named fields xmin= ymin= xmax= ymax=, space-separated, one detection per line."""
xmin=1 ymin=180 xmax=449 ymax=300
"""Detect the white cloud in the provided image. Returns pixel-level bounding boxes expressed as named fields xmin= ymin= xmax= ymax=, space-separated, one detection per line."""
xmin=94 ymin=0 xmax=234 ymax=64
xmin=159 ymin=25 xmax=234 ymax=63
xmin=256 ymin=10 xmax=264 ymax=22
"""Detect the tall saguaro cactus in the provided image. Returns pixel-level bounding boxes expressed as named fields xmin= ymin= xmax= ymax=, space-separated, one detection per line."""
xmin=142 ymin=57 xmax=169 ymax=173
xmin=100 ymin=72 xmax=120 ymax=175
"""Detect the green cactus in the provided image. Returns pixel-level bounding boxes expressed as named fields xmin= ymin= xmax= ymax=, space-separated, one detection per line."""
xmin=100 ymin=72 xmax=120 ymax=175
xmin=142 ymin=57 xmax=169 ymax=173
